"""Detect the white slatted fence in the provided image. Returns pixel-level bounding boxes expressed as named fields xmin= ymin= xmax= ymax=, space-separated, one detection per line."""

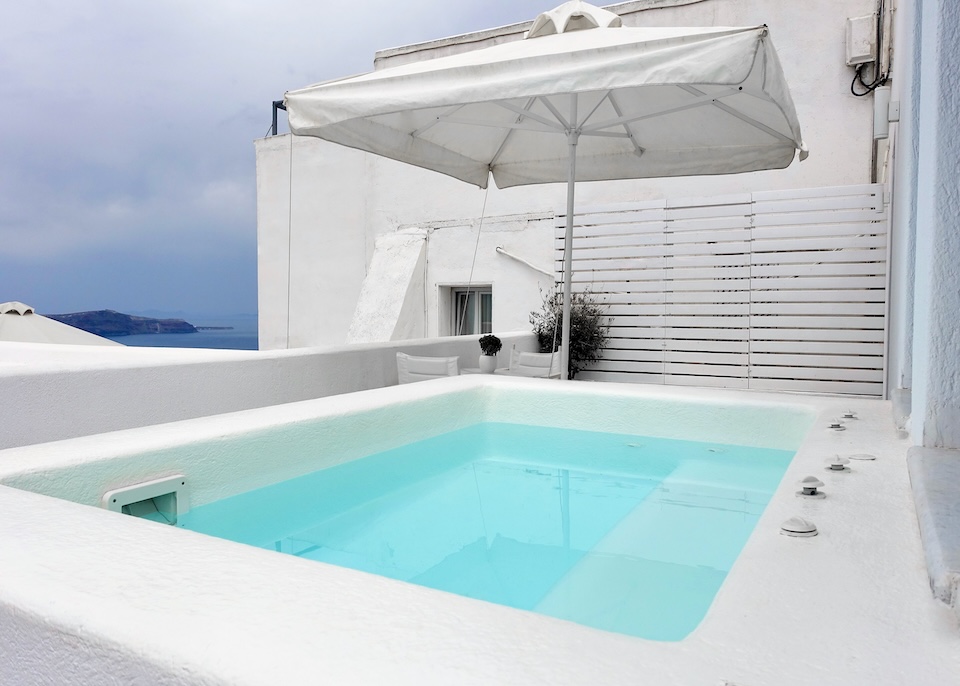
xmin=556 ymin=184 xmax=888 ymax=396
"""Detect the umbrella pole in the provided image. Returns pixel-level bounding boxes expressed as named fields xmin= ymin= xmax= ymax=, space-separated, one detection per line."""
xmin=560 ymin=125 xmax=579 ymax=381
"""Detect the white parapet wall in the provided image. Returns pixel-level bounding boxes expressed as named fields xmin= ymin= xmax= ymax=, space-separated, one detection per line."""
xmin=0 ymin=333 xmax=537 ymax=450
xmin=0 ymin=378 xmax=957 ymax=685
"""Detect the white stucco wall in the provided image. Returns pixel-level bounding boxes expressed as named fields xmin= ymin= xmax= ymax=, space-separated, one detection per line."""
xmin=422 ymin=212 xmax=556 ymax=337
xmin=0 ymin=333 xmax=536 ymax=450
xmin=256 ymin=135 xmax=371 ymax=350
xmin=908 ymin=0 xmax=960 ymax=450
xmin=347 ymin=229 xmax=427 ymax=342
xmin=256 ymin=0 xmax=876 ymax=351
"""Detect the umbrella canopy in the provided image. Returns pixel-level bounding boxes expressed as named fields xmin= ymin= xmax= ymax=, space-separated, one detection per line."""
xmin=0 ymin=302 xmax=122 ymax=346
xmin=285 ymin=1 xmax=806 ymax=377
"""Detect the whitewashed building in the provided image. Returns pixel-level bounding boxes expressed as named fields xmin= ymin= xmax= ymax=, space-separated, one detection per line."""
xmin=1 ymin=0 xmax=959 ymax=682
xmin=255 ymin=0 xmax=901 ymax=398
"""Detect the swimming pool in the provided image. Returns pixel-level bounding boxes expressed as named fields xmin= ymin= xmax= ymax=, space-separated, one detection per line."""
xmin=181 ymin=422 xmax=795 ymax=640
xmin=15 ymin=377 xmax=941 ymax=685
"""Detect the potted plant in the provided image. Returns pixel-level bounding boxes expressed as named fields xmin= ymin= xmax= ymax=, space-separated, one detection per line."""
xmin=478 ymin=334 xmax=502 ymax=373
xmin=529 ymin=289 xmax=609 ymax=379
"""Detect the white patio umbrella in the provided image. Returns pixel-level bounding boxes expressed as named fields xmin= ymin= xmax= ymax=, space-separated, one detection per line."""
xmin=0 ymin=302 xmax=122 ymax=346
xmin=285 ymin=1 xmax=806 ymax=379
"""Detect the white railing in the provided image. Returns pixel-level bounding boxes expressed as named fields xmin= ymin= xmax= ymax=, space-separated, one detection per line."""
xmin=557 ymin=184 xmax=888 ymax=396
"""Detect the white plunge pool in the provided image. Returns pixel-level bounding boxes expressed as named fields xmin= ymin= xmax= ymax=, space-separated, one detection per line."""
xmin=1 ymin=376 xmax=956 ymax=686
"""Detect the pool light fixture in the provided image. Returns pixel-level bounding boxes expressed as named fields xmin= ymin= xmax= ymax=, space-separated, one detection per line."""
xmin=797 ymin=476 xmax=826 ymax=499
xmin=825 ymin=456 xmax=851 ymax=472
xmin=780 ymin=516 xmax=818 ymax=537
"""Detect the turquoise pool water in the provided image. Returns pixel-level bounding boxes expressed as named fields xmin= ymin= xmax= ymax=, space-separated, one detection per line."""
xmin=180 ymin=422 xmax=794 ymax=640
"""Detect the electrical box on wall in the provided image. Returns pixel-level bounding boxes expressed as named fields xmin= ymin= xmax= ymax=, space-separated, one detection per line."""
xmin=874 ymin=86 xmax=892 ymax=139
xmin=846 ymin=15 xmax=877 ymax=66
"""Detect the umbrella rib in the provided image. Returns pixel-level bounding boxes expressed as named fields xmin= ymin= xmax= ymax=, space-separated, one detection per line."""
xmin=493 ymin=100 xmax=566 ymax=131
xmin=537 ymin=96 xmax=572 ymax=130
xmin=709 ymin=100 xmax=796 ymax=144
xmin=579 ymin=130 xmax=631 ymax=138
xmin=580 ymin=86 xmax=742 ymax=132
xmin=572 ymin=91 xmax=645 ymax=148
xmin=677 ymin=85 xmax=796 ymax=145
xmin=607 ymin=91 xmax=645 ymax=157
xmin=578 ymin=91 xmax=611 ymax=129
xmin=410 ymin=104 xmax=466 ymax=139
xmin=489 ymin=97 xmax=537 ymax=168
xmin=441 ymin=116 xmax=560 ymax=132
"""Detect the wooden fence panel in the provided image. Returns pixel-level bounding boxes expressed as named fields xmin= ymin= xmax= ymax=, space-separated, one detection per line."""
xmin=555 ymin=184 xmax=888 ymax=396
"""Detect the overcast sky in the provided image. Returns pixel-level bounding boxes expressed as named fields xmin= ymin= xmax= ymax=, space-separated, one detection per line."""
xmin=0 ymin=1 xmax=549 ymax=316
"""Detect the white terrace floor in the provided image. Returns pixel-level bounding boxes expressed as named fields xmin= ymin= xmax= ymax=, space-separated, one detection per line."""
xmin=0 ymin=377 xmax=958 ymax=685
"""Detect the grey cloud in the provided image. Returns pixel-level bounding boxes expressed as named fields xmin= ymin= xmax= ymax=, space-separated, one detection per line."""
xmin=0 ymin=0 xmax=549 ymax=313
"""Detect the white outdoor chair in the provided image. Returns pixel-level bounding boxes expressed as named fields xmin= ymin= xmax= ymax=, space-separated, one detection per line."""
xmin=396 ymin=352 xmax=460 ymax=384
xmin=498 ymin=346 xmax=562 ymax=378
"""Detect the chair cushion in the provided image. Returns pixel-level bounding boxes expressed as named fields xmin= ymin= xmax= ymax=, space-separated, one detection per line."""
xmin=396 ymin=352 xmax=460 ymax=384
xmin=508 ymin=346 xmax=561 ymax=377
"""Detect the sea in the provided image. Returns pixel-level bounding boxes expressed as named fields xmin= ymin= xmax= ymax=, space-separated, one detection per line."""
xmin=107 ymin=314 xmax=258 ymax=351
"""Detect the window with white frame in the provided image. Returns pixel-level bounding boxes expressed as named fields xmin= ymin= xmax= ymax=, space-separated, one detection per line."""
xmin=450 ymin=286 xmax=492 ymax=336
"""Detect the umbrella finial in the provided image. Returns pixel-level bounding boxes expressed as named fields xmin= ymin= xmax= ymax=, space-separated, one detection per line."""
xmin=0 ymin=301 xmax=35 ymax=315
xmin=526 ymin=1 xmax=622 ymax=39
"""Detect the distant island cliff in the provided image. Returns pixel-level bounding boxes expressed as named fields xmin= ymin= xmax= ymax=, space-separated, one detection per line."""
xmin=46 ymin=310 xmax=199 ymax=337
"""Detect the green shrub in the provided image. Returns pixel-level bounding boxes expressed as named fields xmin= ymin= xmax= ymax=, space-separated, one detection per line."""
xmin=478 ymin=334 xmax=502 ymax=356
xmin=529 ymin=289 xmax=609 ymax=379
